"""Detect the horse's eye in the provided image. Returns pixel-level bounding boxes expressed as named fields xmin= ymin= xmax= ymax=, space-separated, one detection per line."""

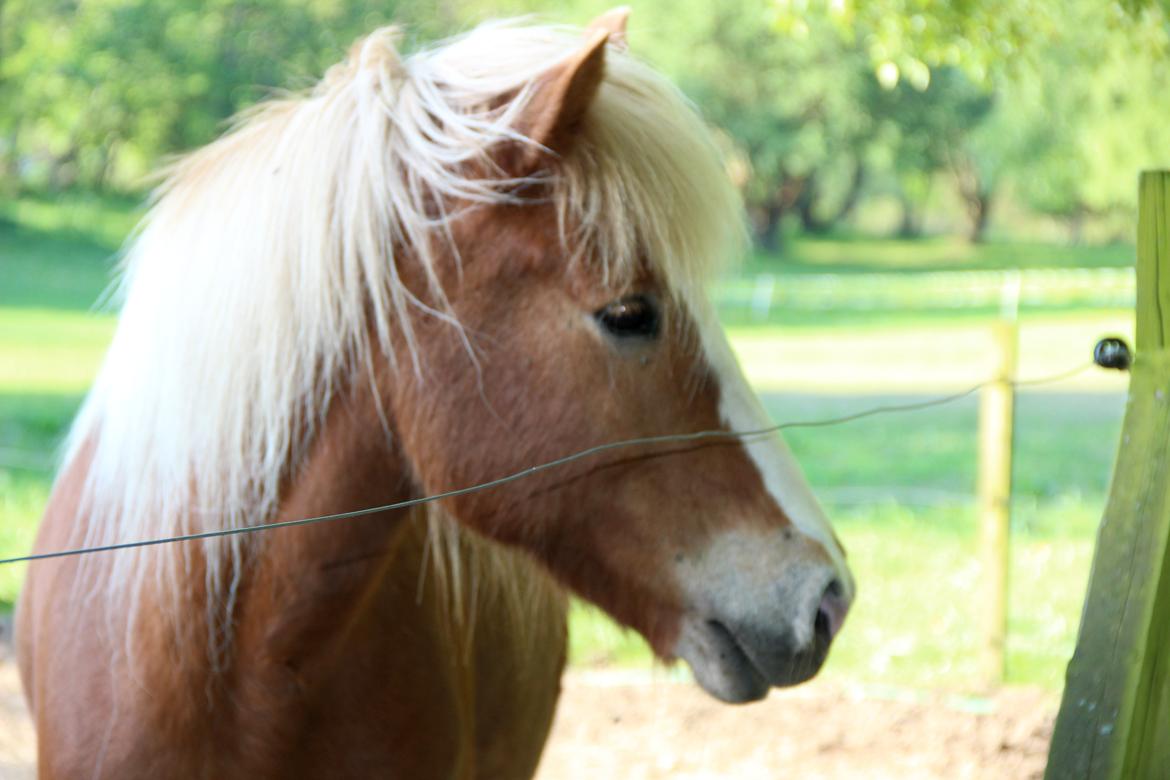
xmin=594 ymin=295 xmax=660 ymax=339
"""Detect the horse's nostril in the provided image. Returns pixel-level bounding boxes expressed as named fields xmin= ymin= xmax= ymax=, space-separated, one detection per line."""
xmin=814 ymin=607 xmax=831 ymax=641
xmin=815 ymin=578 xmax=849 ymax=643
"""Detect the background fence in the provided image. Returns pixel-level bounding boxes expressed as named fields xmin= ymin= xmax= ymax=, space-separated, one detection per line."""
xmin=717 ymin=267 xmax=1135 ymax=320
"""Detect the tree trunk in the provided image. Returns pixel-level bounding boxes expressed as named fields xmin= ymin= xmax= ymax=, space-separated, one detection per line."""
xmin=833 ymin=162 xmax=867 ymax=226
xmin=796 ymin=163 xmax=867 ymax=235
xmin=1066 ymin=206 xmax=1087 ymax=245
xmin=967 ymin=191 xmax=993 ymax=243
xmin=757 ymin=174 xmax=808 ymax=253
xmin=0 ymin=0 xmax=8 ymax=70
xmin=0 ymin=0 xmax=14 ymax=193
xmin=0 ymin=122 xmax=20 ymax=194
xmin=94 ymin=137 xmax=119 ymax=192
xmin=897 ymin=192 xmax=921 ymax=238
xmin=48 ymin=147 xmax=78 ymax=192
xmin=796 ymin=173 xmax=823 ymax=234
xmin=952 ymin=158 xmax=995 ymax=244
xmin=758 ymin=201 xmax=785 ymax=253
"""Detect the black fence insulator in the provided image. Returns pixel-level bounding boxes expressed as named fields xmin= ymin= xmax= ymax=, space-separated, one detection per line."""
xmin=1094 ymin=337 xmax=1133 ymax=371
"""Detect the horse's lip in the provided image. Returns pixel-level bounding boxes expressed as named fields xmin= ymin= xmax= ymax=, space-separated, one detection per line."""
xmin=705 ymin=618 xmax=769 ymax=690
xmin=676 ymin=615 xmax=770 ymax=704
xmin=678 ymin=612 xmax=834 ymax=703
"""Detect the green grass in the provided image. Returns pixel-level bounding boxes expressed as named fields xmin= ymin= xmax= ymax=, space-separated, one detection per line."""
xmin=0 ymin=310 xmax=116 ymax=393
xmin=828 ymin=502 xmax=1097 ymax=690
xmin=0 ymin=192 xmax=1131 ymax=691
xmin=774 ymin=392 xmax=1123 ymax=513
xmin=0 ymin=191 xmax=143 ymax=252
xmin=0 ymin=193 xmax=137 ymax=313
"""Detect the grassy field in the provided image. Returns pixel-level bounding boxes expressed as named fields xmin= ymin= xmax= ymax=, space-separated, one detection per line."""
xmin=0 ymin=193 xmax=1134 ymax=692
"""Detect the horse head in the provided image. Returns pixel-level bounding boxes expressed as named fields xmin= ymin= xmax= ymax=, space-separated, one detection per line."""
xmin=378 ymin=12 xmax=854 ymax=703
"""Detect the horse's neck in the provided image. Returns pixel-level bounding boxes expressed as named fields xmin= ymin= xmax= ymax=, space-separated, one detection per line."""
xmin=23 ymin=369 xmax=566 ymax=777
xmin=235 ymin=373 xmax=416 ymax=664
xmin=216 ymin=374 xmax=568 ymax=777
xmin=217 ymin=371 xmax=421 ymax=731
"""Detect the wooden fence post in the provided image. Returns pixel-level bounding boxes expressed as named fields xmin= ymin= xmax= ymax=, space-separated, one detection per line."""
xmin=978 ymin=312 xmax=1017 ymax=689
xmin=1045 ymin=171 xmax=1170 ymax=778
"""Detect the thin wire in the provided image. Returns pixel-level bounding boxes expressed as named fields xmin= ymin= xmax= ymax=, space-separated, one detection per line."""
xmin=0 ymin=362 xmax=1095 ymax=566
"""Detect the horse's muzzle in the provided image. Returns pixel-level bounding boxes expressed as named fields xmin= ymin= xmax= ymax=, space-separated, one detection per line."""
xmin=675 ymin=576 xmax=850 ymax=704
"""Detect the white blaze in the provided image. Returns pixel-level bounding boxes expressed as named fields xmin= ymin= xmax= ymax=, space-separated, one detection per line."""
xmin=691 ymin=300 xmax=854 ymax=598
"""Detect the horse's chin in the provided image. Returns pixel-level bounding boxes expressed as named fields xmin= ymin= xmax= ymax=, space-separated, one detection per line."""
xmin=674 ymin=613 xmax=830 ymax=704
xmin=674 ymin=616 xmax=770 ymax=704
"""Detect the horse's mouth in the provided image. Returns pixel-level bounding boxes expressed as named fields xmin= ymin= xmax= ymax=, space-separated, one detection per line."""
xmin=675 ymin=614 xmax=832 ymax=704
xmin=674 ymin=615 xmax=768 ymax=703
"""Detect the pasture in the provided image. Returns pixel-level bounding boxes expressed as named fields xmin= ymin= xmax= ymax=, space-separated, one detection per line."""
xmin=0 ymin=193 xmax=1132 ymax=694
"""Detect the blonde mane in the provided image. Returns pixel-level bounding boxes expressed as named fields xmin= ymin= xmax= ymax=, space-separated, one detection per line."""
xmin=67 ymin=19 xmax=743 ymax=653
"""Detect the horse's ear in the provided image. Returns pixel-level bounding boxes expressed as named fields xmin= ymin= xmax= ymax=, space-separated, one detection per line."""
xmin=586 ymin=7 xmax=630 ymax=51
xmin=509 ymin=29 xmax=609 ymax=174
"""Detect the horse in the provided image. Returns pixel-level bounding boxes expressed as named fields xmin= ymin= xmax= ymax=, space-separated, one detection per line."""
xmin=16 ymin=10 xmax=854 ymax=778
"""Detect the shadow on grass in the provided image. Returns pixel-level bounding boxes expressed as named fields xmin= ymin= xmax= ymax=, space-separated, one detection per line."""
xmin=0 ymin=393 xmax=85 ymax=457
xmin=717 ymin=301 xmax=1132 ymax=330
xmin=0 ymin=218 xmax=122 ymax=313
xmin=0 ymin=189 xmax=144 ymax=314
xmin=745 ymin=232 xmax=1135 ymax=275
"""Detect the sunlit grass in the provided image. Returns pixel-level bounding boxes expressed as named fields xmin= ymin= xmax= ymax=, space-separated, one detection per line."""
xmin=0 ymin=191 xmax=143 ymax=250
xmin=726 ymin=310 xmax=1134 ymax=393
xmin=0 ymin=310 xmax=116 ymax=394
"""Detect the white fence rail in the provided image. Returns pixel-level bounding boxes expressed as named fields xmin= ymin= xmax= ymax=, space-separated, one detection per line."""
xmin=716 ymin=267 xmax=1135 ymax=318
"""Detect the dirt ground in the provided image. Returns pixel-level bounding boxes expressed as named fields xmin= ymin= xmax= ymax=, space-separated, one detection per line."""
xmin=536 ymin=672 xmax=1052 ymax=780
xmin=0 ymin=650 xmax=34 ymax=780
xmin=0 ymin=637 xmax=1053 ymax=779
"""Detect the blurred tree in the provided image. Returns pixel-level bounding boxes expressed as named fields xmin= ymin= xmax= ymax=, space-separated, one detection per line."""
xmin=869 ymin=67 xmax=992 ymax=238
xmin=775 ymin=0 xmax=1060 ymax=84
xmin=0 ymin=0 xmax=454 ymax=191
xmin=2 ymin=0 xmax=1168 ymax=251
xmin=632 ymin=0 xmax=875 ymax=250
xmin=780 ymin=0 xmax=1170 ymax=244
xmin=1012 ymin=4 xmax=1170 ymax=240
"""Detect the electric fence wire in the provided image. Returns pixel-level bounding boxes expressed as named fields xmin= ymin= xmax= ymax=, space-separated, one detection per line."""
xmin=0 ymin=361 xmax=1097 ymax=566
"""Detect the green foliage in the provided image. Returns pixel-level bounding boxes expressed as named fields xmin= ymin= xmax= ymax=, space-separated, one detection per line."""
xmin=633 ymin=0 xmax=1170 ymax=246
xmin=1 ymin=0 xmax=1167 ymax=250
xmin=867 ymin=66 xmax=993 ymax=237
xmin=646 ymin=3 xmax=867 ymax=185
xmin=783 ymin=0 xmax=1170 ymax=241
xmin=1012 ymin=9 xmax=1170 ymax=225
xmin=0 ymin=0 xmax=455 ymax=190
xmin=781 ymin=0 xmax=1145 ymax=85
